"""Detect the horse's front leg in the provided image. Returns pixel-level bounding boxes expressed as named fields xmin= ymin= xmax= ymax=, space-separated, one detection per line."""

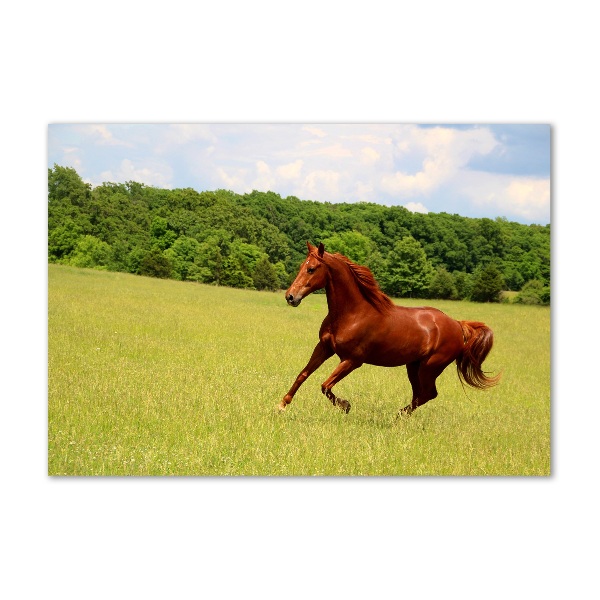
xmin=278 ymin=341 xmax=334 ymax=411
xmin=321 ymin=359 xmax=362 ymax=414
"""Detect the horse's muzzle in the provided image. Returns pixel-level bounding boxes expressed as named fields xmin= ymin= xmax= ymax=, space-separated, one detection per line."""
xmin=286 ymin=293 xmax=302 ymax=307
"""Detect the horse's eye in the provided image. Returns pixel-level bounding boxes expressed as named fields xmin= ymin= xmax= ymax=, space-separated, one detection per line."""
xmin=307 ymin=267 xmax=315 ymax=274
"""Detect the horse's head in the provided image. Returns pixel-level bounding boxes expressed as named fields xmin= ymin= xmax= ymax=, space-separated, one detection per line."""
xmin=285 ymin=242 xmax=327 ymax=307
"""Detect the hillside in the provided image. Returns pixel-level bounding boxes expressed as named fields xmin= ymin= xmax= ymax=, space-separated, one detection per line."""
xmin=48 ymin=164 xmax=550 ymax=303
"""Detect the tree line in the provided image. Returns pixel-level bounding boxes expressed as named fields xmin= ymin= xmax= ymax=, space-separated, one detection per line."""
xmin=48 ymin=165 xmax=550 ymax=304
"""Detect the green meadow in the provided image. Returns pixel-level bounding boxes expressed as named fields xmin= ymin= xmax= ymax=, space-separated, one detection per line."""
xmin=48 ymin=264 xmax=550 ymax=476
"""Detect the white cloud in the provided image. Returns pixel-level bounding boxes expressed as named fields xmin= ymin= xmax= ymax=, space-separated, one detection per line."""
xmin=277 ymin=159 xmax=303 ymax=180
xmin=459 ymin=171 xmax=550 ymax=222
xmin=381 ymin=169 xmax=436 ymax=196
xmin=77 ymin=124 xmax=130 ymax=146
xmin=166 ymin=124 xmax=217 ymax=144
xmin=217 ymin=167 xmax=250 ymax=191
xmin=345 ymin=133 xmax=391 ymax=146
xmin=60 ymin=147 xmax=83 ymax=171
xmin=216 ymin=160 xmax=280 ymax=193
xmin=180 ymin=124 xmax=502 ymax=205
xmin=303 ymin=125 xmax=327 ymax=138
xmin=404 ymin=202 xmax=429 ymax=214
xmin=100 ymin=159 xmax=173 ymax=188
xmin=313 ymin=143 xmax=353 ymax=158
xmin=506 ymin=179 xmax=550 ymax=216
xmin=298 ymin=170 xmax=341 ymax=199
xmin=355 ymin=181 xmax=374 ymax=200
xmin=382 ymin=125 xmax=499 ymax=196
xmin=252 ymin=160 xmax=276 ymax=191
xmin=360 ymin=147 xmax=380 ymax=165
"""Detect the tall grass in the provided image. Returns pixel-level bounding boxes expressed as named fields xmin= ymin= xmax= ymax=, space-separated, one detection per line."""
xmin=48 ymin=264 xmax=550 ymax=475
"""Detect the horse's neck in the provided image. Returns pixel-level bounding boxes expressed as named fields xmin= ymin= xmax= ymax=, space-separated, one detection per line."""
xmin=324 ymin=258 xmax=367 ymax=321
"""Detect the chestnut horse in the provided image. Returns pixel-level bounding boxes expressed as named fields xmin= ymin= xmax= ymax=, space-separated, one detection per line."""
xmin=279 ymin=242 xmax=500 ymax=415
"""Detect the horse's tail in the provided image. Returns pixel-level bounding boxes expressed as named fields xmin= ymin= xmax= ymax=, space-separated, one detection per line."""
xmin=456 ymin=321 xmax=501 ymax=390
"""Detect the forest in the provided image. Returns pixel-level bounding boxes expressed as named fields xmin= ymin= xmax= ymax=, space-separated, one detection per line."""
xmin=48 ymin=165 xmax=550 ymax=304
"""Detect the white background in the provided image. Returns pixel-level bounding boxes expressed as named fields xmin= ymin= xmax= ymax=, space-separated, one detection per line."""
xmin=2 ymin=1 xmax=597 ymax=598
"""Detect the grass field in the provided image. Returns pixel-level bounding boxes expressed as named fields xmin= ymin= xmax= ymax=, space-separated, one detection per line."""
xmin=48 ymin=264 xmax=551 ymax=476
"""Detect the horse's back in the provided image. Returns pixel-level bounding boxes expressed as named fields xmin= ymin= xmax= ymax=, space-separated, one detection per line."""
xmin=395 ymin=305 xmax=464 ymax=346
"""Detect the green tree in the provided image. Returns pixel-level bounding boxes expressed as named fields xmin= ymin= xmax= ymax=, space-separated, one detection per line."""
xmin=252 ymin=256 xmax=280 ymax=291
xmin=195 ymin=234 xmax=229 ymax=285
xmin=48 ymin=219 xmax=81 ymax=261
xmin=47 ymin=166 xmax=551 ymax=299
xmin=127 ymin=247 xmax=147 ymax=274
xmin=164 ymin=236 xmax=203 ymax=281
xmin=514 ymin=279 xmax=550 ymax=305
xmin=48 ymin=164 xmax=91 ymax=208
xmin=382 ymin=236 xmax=435 ymax=298
xmin=503 ymin=262 xmax=525 ymax=291
xmin=321 ymin=230 xmax=376 ymax=265
xmin=150 ymin=216 xmax=177 ymax=250
xmin=453 ymin=271 xmax=473 ymax=300
xmin=428 ymin=266 xmax=458 ymax=300
xmin=471 ymin=263 xmax=505 ymax=302
xmin=273 ymin=261 xmax=291 ymax=289
xmin=68 ymin=235 xmax=112 ymax=269
xmin=48 ymin=165 xmax=93 ymax=247
xmin=229 ymin=241 xmax=264 ymax=275
xmin=221 ymin=261 xmax=254 ymax=288
xmin=139 ymin=248 xmax=173 ymax=279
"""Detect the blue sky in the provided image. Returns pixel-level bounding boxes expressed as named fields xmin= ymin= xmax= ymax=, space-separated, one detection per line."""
xmin=48 ymin=123 xmax=551 ymax=225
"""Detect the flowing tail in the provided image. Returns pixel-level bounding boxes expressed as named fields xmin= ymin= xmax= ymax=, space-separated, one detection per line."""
xmin=456 ymin=321 xmax=501 ymax=390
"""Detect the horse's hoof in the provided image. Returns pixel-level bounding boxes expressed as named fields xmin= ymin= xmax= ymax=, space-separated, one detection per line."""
xmin=276 ymin=402 xmax=287 ymax=412
xmin=397 ymin=406 xmax=413 ymax=418
xmin=337 ymin=399 xmax=351 ymax=414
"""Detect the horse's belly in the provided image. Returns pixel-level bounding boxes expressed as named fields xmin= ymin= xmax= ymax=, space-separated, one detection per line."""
xmin=334 ymin=326 xmax=426 ymax=367
xmin=363 ymin=343 xmax=424 ymax=367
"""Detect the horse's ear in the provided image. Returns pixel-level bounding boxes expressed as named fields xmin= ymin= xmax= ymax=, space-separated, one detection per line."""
xmin=318 ymin=242 xmax=325 ymax=257
xmin=306 ymin=241 xmax=315 ymax=253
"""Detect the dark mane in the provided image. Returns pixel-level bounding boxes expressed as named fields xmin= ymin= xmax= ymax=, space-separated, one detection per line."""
xmin=330 ymin=253 xmax=395 ymax=313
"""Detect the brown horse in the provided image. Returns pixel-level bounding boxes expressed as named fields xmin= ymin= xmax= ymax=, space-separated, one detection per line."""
xmin=279 ymin=242 xmax=500 ymax=415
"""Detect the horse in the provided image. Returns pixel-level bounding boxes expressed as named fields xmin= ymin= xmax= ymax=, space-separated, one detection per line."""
xmin=278 ymin=242 xmax=500 ymax=415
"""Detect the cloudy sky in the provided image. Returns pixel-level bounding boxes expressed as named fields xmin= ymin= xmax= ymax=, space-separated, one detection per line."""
xmin=48 ymin=123 xmax=550 ymax=225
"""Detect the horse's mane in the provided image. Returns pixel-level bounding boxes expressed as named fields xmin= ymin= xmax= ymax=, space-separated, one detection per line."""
xmin=329 ymin=252 xmax=395 ymax=313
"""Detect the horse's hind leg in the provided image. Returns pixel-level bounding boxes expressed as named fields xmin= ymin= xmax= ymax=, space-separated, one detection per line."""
xmin=399 ymin=361 xmax=420 ymax=416
xmin=400 ymin=358 xmax=451 ymax=415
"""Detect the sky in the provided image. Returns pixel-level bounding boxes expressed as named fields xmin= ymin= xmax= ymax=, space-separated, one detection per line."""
xmin=48 ymin=123 xmax=551 ymax=225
